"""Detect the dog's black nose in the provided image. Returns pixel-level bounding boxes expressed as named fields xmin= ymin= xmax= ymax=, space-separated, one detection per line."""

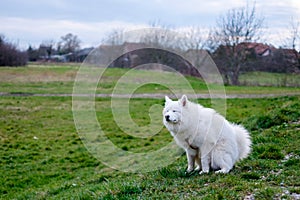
xmin=165 ymin=115 xmax=170 ymax=121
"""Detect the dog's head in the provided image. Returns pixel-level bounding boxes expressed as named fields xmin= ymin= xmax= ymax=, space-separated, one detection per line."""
xmin=163 ymin=95 xmax=188 ymax=125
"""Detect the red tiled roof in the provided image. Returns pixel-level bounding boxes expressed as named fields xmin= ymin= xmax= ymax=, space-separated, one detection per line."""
xmin=239 ymin=42 xmax=275 ymax=55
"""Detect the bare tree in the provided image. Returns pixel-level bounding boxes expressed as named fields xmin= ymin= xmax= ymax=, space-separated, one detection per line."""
xmin=140 ymin=29 xmax=177 ymax=49
xmin=210 ymin=2 xmax=264 ymax=85
xmin=285 ymin=17 xmax=300 ymax=71
xmin=40 ymin=40 xmax=55 ymax=59
xmin=180 ymin=26 xmax=208 ymax=51
xmin=58 ymin=33 xmax=81 ymax=54
xmin=105 ymin=28 xmax=125 ymax=46
xmin=287 ymin=17 xmax=300 ymax=50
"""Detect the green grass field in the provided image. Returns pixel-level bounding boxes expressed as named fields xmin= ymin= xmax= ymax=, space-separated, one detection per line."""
xmin=240 ymin=72 xmax=300 ymax=87
xmin=0 ymin=64 xmax=299 ymax=95
xmin=0 ymin=65 xmax=300 ymax=199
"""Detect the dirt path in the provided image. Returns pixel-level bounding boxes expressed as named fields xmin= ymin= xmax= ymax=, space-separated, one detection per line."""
xmin=1 ymin=92 xmax=300 ymax=99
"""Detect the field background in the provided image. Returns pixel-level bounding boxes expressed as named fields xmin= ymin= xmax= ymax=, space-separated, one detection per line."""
xmin=0 ymin=64 xmax=300 ymax=199
xmin=0 ymin=64 xmax=300 ymax=95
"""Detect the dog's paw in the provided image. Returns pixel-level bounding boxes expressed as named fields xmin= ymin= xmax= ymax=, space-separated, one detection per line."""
xmin=199 ymin=170 xmax=209 ymax=175
xmin=194 ymin=165 xmax=201 ymax=172
xmin=186 ymin=167 xmax=194 ymax=174
xmin=215 ymin=169 xmax=229 ymax=174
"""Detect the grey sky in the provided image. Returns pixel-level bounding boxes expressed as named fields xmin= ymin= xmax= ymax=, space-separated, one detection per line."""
xmin=1 ymin=0 xmax=299 ymax=49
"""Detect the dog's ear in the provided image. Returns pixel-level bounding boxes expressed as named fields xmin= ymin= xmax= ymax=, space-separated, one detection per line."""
xmin=180 ymin=95 xmax=188 ymax=107
xmin=165 ymin=96 xmax=172 ymax=105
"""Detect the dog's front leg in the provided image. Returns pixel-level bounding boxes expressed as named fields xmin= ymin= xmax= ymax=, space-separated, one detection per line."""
xmin=194 ymin=153 xmax=201 ymax=171
xmin=186 ymin=148 xmax=197 ymax=173
xmin=199 ymin=153 xmax=210 ymax=174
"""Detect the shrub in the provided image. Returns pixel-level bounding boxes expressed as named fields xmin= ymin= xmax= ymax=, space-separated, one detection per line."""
xmin=0 ymin=35 xmax=27 ymax=66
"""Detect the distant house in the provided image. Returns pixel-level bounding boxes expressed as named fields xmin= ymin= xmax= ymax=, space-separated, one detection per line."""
xmin=98 ymin=42 xmax=146 ymax=67
xmin=122 ymin=42 xmax=146 ymax=67
xmin=278 ymin=48 xmax=300 ymax=65
xmin=239 ymin=42 xmax=276 ymax=57
xmin=72 ymin=47 xmax=94 ymax=62
xmin=122 ymin=42 xmax=146 ymax=52
xmin=39 ymin=47 xmax=94 ymax=63
xmin=214 ymin=42 xmax=276 ymax=58
xmin=39 ymin=53 xmax=71 ymax=62
xmin=213 ymin=42 xmax=300 ymax=73
xmin=98 ymin=42 xmax=202 ymax=77
xmin=49 ymin=54 xmax=70 ymax=62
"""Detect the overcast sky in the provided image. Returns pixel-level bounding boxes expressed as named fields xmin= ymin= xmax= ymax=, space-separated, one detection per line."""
xmin=1 ymin=0 xmax=300 ymax=49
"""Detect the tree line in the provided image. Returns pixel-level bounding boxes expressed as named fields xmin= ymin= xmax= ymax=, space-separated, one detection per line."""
xmin=27 ymin=33 xmax=81 ymax=62
xmin=0 ymin=33 xmax=81 ymax=65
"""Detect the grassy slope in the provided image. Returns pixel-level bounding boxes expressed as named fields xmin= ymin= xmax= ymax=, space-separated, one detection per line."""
xmin=0 ymin=96 xmax=299 ymax=199
xmin=0 ymin=65 xmax=299 ymax=199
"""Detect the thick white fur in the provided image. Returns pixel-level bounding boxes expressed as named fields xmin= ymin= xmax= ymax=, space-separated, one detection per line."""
xmin=163 ymin=95 xmax=251 ymax=174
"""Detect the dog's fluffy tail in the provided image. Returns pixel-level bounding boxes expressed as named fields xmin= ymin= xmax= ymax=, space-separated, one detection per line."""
xmin=233 ymin=124 xmax=252 ymax=160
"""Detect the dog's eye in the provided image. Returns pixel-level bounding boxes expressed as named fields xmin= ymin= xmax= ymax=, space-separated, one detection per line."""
xmin=173 ymin=110 xmax=176 ymax=112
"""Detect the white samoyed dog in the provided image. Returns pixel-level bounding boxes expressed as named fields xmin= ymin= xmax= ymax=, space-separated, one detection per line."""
xmin=163 ymin=95 xmax=251 ymax=174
